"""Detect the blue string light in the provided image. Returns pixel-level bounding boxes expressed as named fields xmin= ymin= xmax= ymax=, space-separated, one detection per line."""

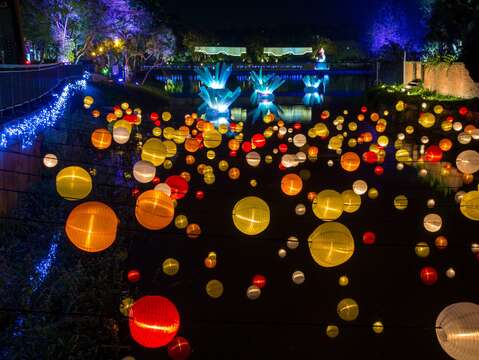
xmin=29 ymin=232 xmax=60 ymax=292
xmin=0 ymin=72 xmax=89 ymax=149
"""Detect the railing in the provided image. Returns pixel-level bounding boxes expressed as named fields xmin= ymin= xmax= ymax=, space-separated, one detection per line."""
xmin=0 ymin=63 xmax=86 ymax=112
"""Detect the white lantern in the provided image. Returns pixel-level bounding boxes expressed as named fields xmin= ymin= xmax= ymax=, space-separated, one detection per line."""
xmin=423 ymin=213 xmax=442 ymax=232
xmin=246 ymin=285 xmax=261 ymax=300
xmin=287 ymin=236 xmax=299 ymax=250
xmin=436 ymin=302 xmax=479 ymax=360
xmin=458 ymin=132 xmax=472 ymax=145
xmin=293 ymin=134 xmax=307 ymax=147
xmin=113 ymin=126 xmax=130 ymax=144
xmin=353 ymin=180 xmax=368 ymax=195
xmin=453 ymin=122 xmax=463 ymax=132
xmin=278 ymin=248 xmax=287 ymax=258
xmin=292 ymin=270 xmax=305 ymax=284
xmin=133 ymin=160 xmax=155 ymax=183
xmin=296 ymin=151 xmax=307 ymax=163
xmin=456 ymin=150 xmax=479 ymax=174
xmin=281 ymin=154 xmax=299 ymax=168
xmin=154 ymin=183 xmax=171 ymax=196
xmin=246 ymin=151 xmax=261 ymax=167
xmin=295 ymin=203 xmax=306 ymax=215
xmin=43 ymin=153 xmax=58 ymax=168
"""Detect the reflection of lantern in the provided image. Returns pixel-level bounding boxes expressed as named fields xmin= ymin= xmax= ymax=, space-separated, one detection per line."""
xmin=135 ymin=190 xmax=174 ymax=230
xmin=309 ymin=222 xmax=354 ymax=267
xmin=142 ymin=138 xmax=167 ymax=166
xmin=163 ymin=258 xmax=180 ymax=276
xmin=340 ymin=152 xmax=360 ymax=172
xmin=65 ymin=201 xmax=118 ymax=252
xmin=281 ymin=173 xmax=303 ymax=196
xmin=43 ymin=153 xmax=58 ymax=168
xmin=436 ymin=302 xmax=479 ymax=360
xmin=133 ymin=160 xmax=156 ymax=184
xmin=232 ymin=196 xmax=270 ymax=235
xmin=56 ymin=166 xmax=92 ymax=201
xmin=312 ymin=190 xmax=344 ymax=221
xmin=337 ymin=298 xmax=359 ymax=321
xmin=91 ymin=128 xmax=112 ymax=150
xmin=206 ymin=279 xmax=224 ymax=298
xmin=129 ymin=296 xmax=180 ymax=348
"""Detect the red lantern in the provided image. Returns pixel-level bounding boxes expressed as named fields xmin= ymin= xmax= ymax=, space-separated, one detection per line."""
xmin=424 ymin=145 xmax=443 ymax=163
xmin=252 ymin=274 xmax=266 ymax=289
xmin=166 ymin=175 xmax=189 ymax=200
xmin=278 ymin=143 xmax=288 ymax=153
xmin=229 ymin=150 xmax=237 ymax=157
xmin=195 ymin=190 xmax=204 ymax=200
xmin=167 ymin=336 xmax=191 ymax=360
xmin=251 ymin=134 xmax=266 ymax=149
xmin=241 ymin=141 xmax=252 ymax=153
xmin=293 ymin=122 xmax=302 ymax=131
xmin=459 ymin=106 xmax=469 ymax=116
xmin=132 ymin=188 xmax=141 ymax=198
xmin=154 ymin=120 xmax=161 ymax=127
xmin=374 ymin=166 xmax=384 ymax=176
xmin=124 ymin=114 xmax=137 ymax=123
xmin=278 ymin=163 xmax=286 ymax=171
xmin=150 ymin=112 xmax=159 ymax=121
xmin=152 ymin=176 xmax=161 ymax=186
xmin=362 ymin=151 xmax=378 ymax=164
xmin=361 ymin=106 xmax=368 ymax=113
xmin=362 ymin=231 xmax=376 ymax=245
xmin=420 ymin=266 xmax=438 ymax=285
xmin=446 ymin=115 xmax=454 ymax=123
xmin=127 ymin=269 xmax=141 ymax=283
xmin=129 ymin=296 xmax=180 ymax=348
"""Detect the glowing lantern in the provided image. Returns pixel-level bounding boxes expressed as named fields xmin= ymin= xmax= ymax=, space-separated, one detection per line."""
xmin=56 ymin=166 xmax=92 ymax=201
xmin=372 ymin=321 xmax=384 ymax=334
xmin=165 ymin=176 xmax=188 ymax=200
xmin=252 ymin=133 xmax=266 ymax=148
xmin=133 ymin=160 xmax=156 ymax=184
xmin=135 ymin=190 xmax=174 ymax=230
xmin=420 ymin=266 xmax=438 ymax=285
xmin=142 ymin=138 xmax=167 ymax=167
xmin=419 ymin=112 xmax=436 ymax=128
xmin=206 ymin=279 xmax=224 ymax=298
xmin=174 ymin=215 xmax=188 ymax=229
xmin=394 ymin=195 xmax=408 ymax=210
xmin=228 ymin=167 xmax=240 ymax=180
xmin=83 ymin=95 xmax=94 ymax=106
xmin=341 ymin=190 xmax=361 ymax=213
xmin=293 ymin=134 xmax=307 ymax=147
xmin=337 ymin=298 xmax=359 ymax=321
xmin=280 ymin=173 xmax=303 ymax=196
xmin=186 ymin=223 xmax=201 ymax=239
xmin=232 ymin=196 xmax=270 ymax=235
xmin=128 ymin=269 xmax=141 ymax=283
xmin=162 ymin=111 xmax=172 ymax=121
xmin=292 ymin=270 xmax=305 ymax=284
xmin=203 ymin=130 xmax=222 ymax=149
xmin=43 ymin=153 xmax=58 ymax=168
xmin=352 ymin=180 xmax=368 ymax=195
xmin=456 ymin=150 xmax=479 ymax=174
xmin=247 ymin=285 xmax=261 ymax=300
xmin=436 ymin=302 xmax=479 ymax=360
xmin=326 ymin=325 xmax=339 ymax=338
xmin=460 ymin=191 xmax=479 ymax=220
xmin=167 ymin=337 xmax=191 ymax=360
xmin=155 ymin=183 xmax=172 ymax=197
xmin=162 ymin=258 xmax=180 ymax=276
xmin=252 ymin=274 xmax=266 ymax=288
xmin=415 ymin=242 xmax=430 ymax=258
xmin=423 ymin=213 xmax=442 ymax=232
xmin=309 ymin=222 xmax=354 ymax=268
xmin=65 ymin=201 xmax=118 ymax=252
xmin=425 ymin=145 xmax=443 ymax=162
xmin=340 ymin=152 xmax=360 ymax=172
xmin=246 ymin=151 xmax=261 ymax=167
xmin=129 ymin=296 xmax=180 ymax=348
xmin=339 ymin=275 xmax=349 ymax=286
xmin=312 ymin=190 xmax=344 ymax=221
xmin=439 ymin=138 xmax=452 ymax=152
xmin=91 ymin=128 xmax=112 ymax=150
xmin=113 ymin=126 xmax=130 ymax=144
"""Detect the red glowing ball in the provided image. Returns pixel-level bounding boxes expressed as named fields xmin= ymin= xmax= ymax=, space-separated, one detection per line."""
xmin=374 ymin=166 xmax=384 ymax=175
xmin=229 ymin=123 xmax=237 ymax=131
xmin=166 ymin=175 xmax=189 ymax=200
xmin=132 ymin=188 xmax=141 ymax=198
xmin=150 ymin=112 xmax=159 ymax=121
xmin=446 ymin=115 xmax=454 ymax=123
xmin=152 ymin=176 xmax=161 ymax=186
xmin=241 ymin=141 xmax=252 ymax=153
xmin=195 ymin=190 xmax=204 ymax=200
xmin=124 ymin=114 xmax=137 ymax=123
xmin=420 ymin=266 xmax=438 ymax=285
xmin=129 ymin=296 xmax=180 ymax=348
xmin=252 ymin=274 xmax=267 ymax=289
xmin=154 ymin=120 xmax=161 ymax=127
xmin=293 ymin=122 xmax=302 ymax=131
xmin=127 ymin=269 xmax=141 ymax=283
xmin=278 ymin=143 xmax=288 ymax=153
xmin=278 ymin=163 xmax=286 ymax=171
xmin=361 ymin=106 xmax=368 ymax=113
xmin=362 ymin=151 xmax=378 ymax=164
xmin=459 ymin=106 xmax=469 ymax=116
xmin=229 ymin=150 xmax=237 ymax=157
xmin=362 ymin=231 xmax=376 ymax=245
xmin=251 ymin=134 xmax=266 ymax=149
xmin=424 ymin=145 xmax=443 ymax=163
xmin=167 ymin=336 xmax=191 ymax=360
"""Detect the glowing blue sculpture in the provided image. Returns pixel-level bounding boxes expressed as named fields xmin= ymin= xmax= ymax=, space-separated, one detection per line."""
xmin=195 ymin=63 xmax=241 ymax=124
xmin=302 ymin=75 xmax=329 ymax=106
xmin=250 ymin=68 xmax=285 ymax=105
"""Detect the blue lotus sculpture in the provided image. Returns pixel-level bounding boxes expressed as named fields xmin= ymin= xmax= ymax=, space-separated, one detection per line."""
xmin=195 ymin=62 xmax=234 ymax=90
xmin=250 ymin=68 xmax=285 ymax=105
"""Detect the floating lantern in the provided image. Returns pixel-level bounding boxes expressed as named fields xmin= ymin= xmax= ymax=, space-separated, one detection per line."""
xmin=133 ymin=160 xmax=156 ymax=184
xmin=252 ymin=274 xmax=267 ymax=289
xmin=326 ymin=325 xmax=339 ymax=338
xmin=246 ymin=151 xmax=261 ymax=167
xmin=394 ymin=195 xmax=408 ymax=210
xmin=91 ymin=128 xmax=112 ymax=150
xmin=281 ymin=173 xmax=303 ymax=196
xmin=56 ymin=166 xmax=92 ymax=201
xmin=372 ymin=321 xmax=384 ymax=334
xmin=292 ymin=270 xmax=305 ymax=284
xmin=135 ymin=190 xmax=174 ymax=230
xmin=420 ymin=266 xmax=438 ymax=285
xmin=312 ymin=190 xmax=344 ymax=221
xmin=460 ymin=191 xmax=479 ymax=220
xmin=419 ymin=112 xmax=435 ymax=128
xmin=167 ymin=337 xmax=191 ymax=360
xmin=340 ymin=152 xmax=361 ymax=172
xmin=142 ymin=138 xmax=167 ymax=166
xmin=166 ymin=176 xmax=189 ymax=200
xmin=337 ymin=298 xmax=359 ymax=321
xmin=352 ymin=180 xmax=368 ymax=195
xmin=163 ymin=258 xmax=180 ymax=276
xmin=113 ymin=126 xmax=130 ymax=144
xmin=309 ymin=222 xmax=354 ymax=267
xmin=155 ymin=183 xmax=172 ymax=197
xmin=186 ymin=223 xmax=201 ymax=239
xmin=43 ymin=153 xmax=58 ymax=168
xmin=232 ymin=196 xmax=270 ymax=235
xmin=456 ymin=150 xmax=479 ymax=175
xmin=423 ymin=213 xmax=442 ymax=232
xmin=341 ymin=190 xmax=361 ymax=213
xmin=206 ymin=280 xmax=224 ymax=298
xmin=65 ymin=201 xmax=118 ymax=252
xmin=203 ymin=130 xmax=222 ymax=149
xmin=128 ymin=269 xmax=141 ymax=283
xmin=287 ymin=236 xmax=299 ymax=249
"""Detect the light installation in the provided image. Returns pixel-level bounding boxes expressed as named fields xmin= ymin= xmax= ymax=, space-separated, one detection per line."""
xmin=302 ymin=75 xmax=328 ymax=106
xmin=249 ymin=68 xmax=285 ymax=122
xmin=195 ymin=63 xmax=241 ymax=124
xmin=0 ymin=72 xmax=88 ymax=149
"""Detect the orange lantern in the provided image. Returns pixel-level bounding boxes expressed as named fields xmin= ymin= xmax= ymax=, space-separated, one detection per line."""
xmin=135 ymin=190 xmax=174 ymax=230
xmin=280 ymin=173 xmax=303 ymax=196
xmin=185 ymin=138 xmax=200 ymax=153
xmin=186 ymin=223 xmax=201 ymax=239
xmin=439 ymin=138 xmax=453 ymax=152
xmin=65 ymin=201 xmax=119 ymax=252
xmin=228 ymin=167 xmax=240 ymax=180
xmin=91 ymin=128 xmax=112 ymax=150
xmin=129 ymin=296 xmax=180 ymax=348
xmin=340 ymin=152 xmax=361 ymax=172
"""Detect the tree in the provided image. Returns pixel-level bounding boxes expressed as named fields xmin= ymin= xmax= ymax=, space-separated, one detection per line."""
xmin=141 ymin=27 xmax=177 ymax=85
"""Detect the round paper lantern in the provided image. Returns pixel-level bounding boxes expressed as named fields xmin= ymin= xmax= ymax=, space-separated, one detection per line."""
xmin=163 ymin=258 xmax=180 ymax=276
xmin=165 ymin=176 xmax=189 ymax=200
xmin=142 ymin=138 xmax=167 ymax=166
xmin=252 ymin=133 xmax=266 ymax=148
xmin=246 ymin=151 xmax=261 ymax=167
xmin=337 ymin=298 xmax=359 ymax=321
xmin=155 ymin=183 xmax=172 ymax=197
xmin=91 ymin=128 xmax=112 ymax=150
xmin=186 ymin=223 xmax=201 ymax=239
xmin=372 ymin=321 xmax=384 ymax=334
xmin=436 ymin=302 xmax=479 ymax=360
xmin=340 ymin=152 xmax=360 ymax=172
xmin=65 ymin=201 xmax=118 ymax=252
xmin=456 ymin=150 xmax=479 ymax=174
xmin=287 ymin=236 xmax=299 ymax=249
xmin=232 ymin=196 xmax=270 ymax=235
xmin=128 ymin=269 xmax=141 ymax=283
xmin=420 ymin=266 xmax=438 ymax=285
xmin=252 ymin=274 xmax=266 ymax=289
xmin=423 ymin=213 xmax=442 ymax=232
xmin=203 ymin=130 xmax=222 ymax=149
xmin=425 ymin=145 xmax=443 ymax=162
xmin=129 ymin=296 xmax=180 ymax=348
xmin=246 ymin=285 xmax=261 ymax=300
xmin=446 ymin=267 xmax=456 ymax=279
xmin=113 ymin=126 xmax=130 ymax=144
xmin=435 ymin=235 xmax=448 ymax=250
xmin=43 ymin=153 xmax=58 ymax=168
xmin=308 ymin=222 xmax=354 ymax=267
xmin=352 ymin=180 xmax=368 ymax=195
xmin=419 ymin=112 xmax=436 ymax=128
xmin=135 ymin=190 xmax=174 ymax=230
xmin=133 ymin=160 xmax=156 ymax=184
xmin=295 ymin=203 xmax=306 ymax=215
xmin=293 ymin=134 xmax=307 ymax=147
xmin=56 ymin=166 xmax=92 ymax=201
xmin=206 ymin=279 xmax=224 ymax=298
xmin=415 ymin=242 xmax=430 ymax=258
xmin=167 ymin=337 xmax=191 ymax=360
xmin=394 ymin=195 xmax=408 ymax=210
xmin=338 ymin=275 xmax=349 ymax=286
xmin=326 ymin=325 xmax=339 ymax=338
xmin=292 ymin=270 xmax=305 ymax=284
xmin=341 ymin=190 xmax=361 ymax=213
xmin=312 ymin=190 xmax=344 ymax=221
xmin=460 ymin=191 xmax=479 ymax=220
xmin=281 ymin=173 xmax=303 ymax=196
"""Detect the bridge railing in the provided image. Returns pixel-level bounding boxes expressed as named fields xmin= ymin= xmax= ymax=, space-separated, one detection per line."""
xmin=0 ymin=63 xmax=86 ymax=113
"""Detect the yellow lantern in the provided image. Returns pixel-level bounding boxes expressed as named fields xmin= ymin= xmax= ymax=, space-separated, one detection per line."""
xmin=372 ymin=321 xmax=384 ymax=334
xmin=218 ymin=160 xmax=229 ymax=171
xmin=338 ymin=275 xmax=349 ymax=286
xmin=232 ymin=196 xmax=270 ymax=235
xmin=174 ymin=215 xmax=188 ymax=229
xmin=56 ymin=166 xmax=92 ymax=201
xmin=206 ymin=279 xmax=224 ymax=298
xmin=135 ymin=190 xmax=174 ymax=230
xmin=460 ymin=191 xmax=479 ymax=220
xmin=326 ymin=325 xmax=339 ymax=338
xmin=141 ymin=138 xmax=167 ymax=166
xmin=65 ymin=201 xmax=118 ymax=252
xmin=308 ymin=222 xmax=354 ymax=267
xmin=162 ymin=258 xmax=179 ymax=276
xmin=312 ymin=190 xmax=344 ymax=221
xmin=162 ymin=111 xmax=172 ymax=121
xmin=415 ymin=241 xmax=430 ymax=258
xmin=203 ymin=130 xmax=222 ymax=148
xmin=228 ymin=167 xmax=240 ymax=180
xmin=394 ymin=195 xmax=408 ymax=210
xmin=337 ymin=298 xmax=359 ymax=321
xmin=419 ymin=113 xmax=436 ymax=128
xmin=341 ymin=190 xmax=361 ymax=213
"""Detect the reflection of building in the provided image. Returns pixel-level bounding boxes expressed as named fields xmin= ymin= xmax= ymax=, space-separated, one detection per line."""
xmin=0 ymin=0 xmax=24 ymax=64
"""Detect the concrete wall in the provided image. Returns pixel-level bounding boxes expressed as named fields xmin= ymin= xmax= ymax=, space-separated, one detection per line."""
xmin=404 ymin=61 xmax=479 ymax=99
